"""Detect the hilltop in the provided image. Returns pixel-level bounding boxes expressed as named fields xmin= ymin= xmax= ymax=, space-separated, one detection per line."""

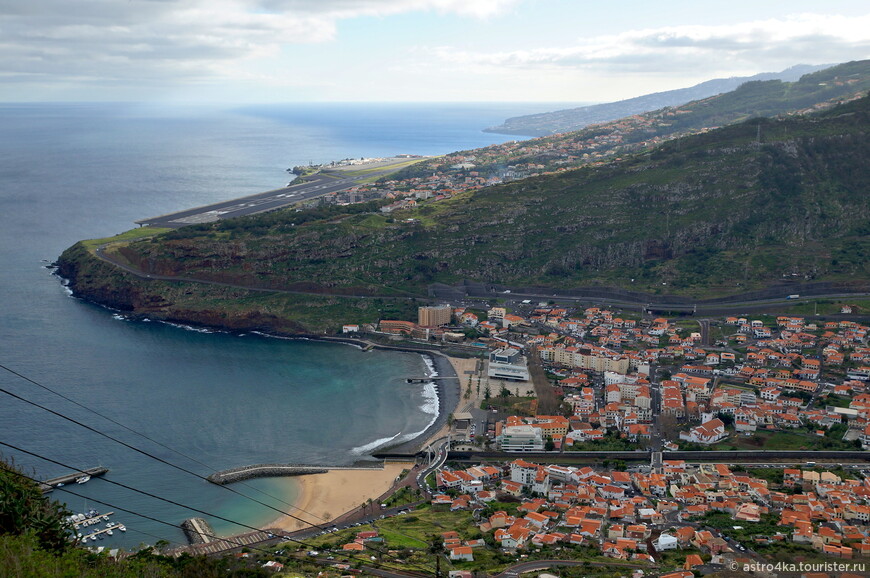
xmin=57 ymin=92 xmax=870 ymax=333
xmin=485 ymin=63 xmax=829 ymax=136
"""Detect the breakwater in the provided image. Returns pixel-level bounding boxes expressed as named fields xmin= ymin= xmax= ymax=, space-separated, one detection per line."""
xmin=207 ymin=464 xmax=329 ymax=485
xmin=207 ymin=461 xmax=387 ymax=485
xmin=181 ymin=517 xmax=217 ymax=545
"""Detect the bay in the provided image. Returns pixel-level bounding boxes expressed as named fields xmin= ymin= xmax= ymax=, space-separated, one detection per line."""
xmin=0 ymin=101 xmax=555 ymax=547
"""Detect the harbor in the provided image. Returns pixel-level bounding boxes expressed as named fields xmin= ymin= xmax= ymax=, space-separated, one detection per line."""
xmin=66 ymin=509 xmax=128 ymax=544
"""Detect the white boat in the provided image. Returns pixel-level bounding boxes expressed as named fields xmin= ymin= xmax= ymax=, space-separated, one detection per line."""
xmin=117 ymin=525 xmax=126 ymax=532
xmin=75 ymin=475 xmax=90 ymax=484
xmin=106 ymin=529 xmax=113 ymax=536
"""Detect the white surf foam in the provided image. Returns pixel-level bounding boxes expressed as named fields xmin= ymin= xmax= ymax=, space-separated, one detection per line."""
xmin=351 ymin=431 xmax=403 ymax=455
xmin=158 ymin=320 xmax=214 ymax=333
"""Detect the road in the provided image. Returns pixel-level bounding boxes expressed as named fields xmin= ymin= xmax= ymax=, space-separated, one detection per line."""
xmin=432 ymin=283 xmax=870 ymax=318
xmin=495 ymin=558 xmax=642 ymax=577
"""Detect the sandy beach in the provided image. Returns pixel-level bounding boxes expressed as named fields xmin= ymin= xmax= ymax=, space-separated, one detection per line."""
xmin=265 ymin=462 xmax=414 ymax=531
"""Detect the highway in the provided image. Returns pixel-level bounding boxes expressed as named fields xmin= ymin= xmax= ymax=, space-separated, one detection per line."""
xmin=135 ymin=174 xmax=361 ymax=228
xmin=431 ymin=281 xmax=870 ymax=317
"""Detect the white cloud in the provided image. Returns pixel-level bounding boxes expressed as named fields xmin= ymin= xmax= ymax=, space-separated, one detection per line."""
xmin=259 ymin=0 xmax=517 ymax=18
xmin=0 ymin=0 xmax=518 ymax=89
xmin=430 ymin=13 xmax=870 ymax=74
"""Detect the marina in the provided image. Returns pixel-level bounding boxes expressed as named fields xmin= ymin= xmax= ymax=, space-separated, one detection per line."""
xmin=67 ymin=510 xmax=128 ymax=543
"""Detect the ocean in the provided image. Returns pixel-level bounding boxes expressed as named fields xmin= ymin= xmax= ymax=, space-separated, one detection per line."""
xmin=0 ymin=101 xmax=555 ymax=548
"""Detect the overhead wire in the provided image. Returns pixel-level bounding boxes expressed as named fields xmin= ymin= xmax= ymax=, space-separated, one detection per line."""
xmin=0 ymin=362 xmax=327 ymax=523
xmin=0 ymin=364 xmax=438 ymax=574
xmin=3 ymin=455 xmax=431 ymax=577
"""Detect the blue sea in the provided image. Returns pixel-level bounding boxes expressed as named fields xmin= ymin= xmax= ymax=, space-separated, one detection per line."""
xmin=0 ymin=101 xmax=562 ymax=548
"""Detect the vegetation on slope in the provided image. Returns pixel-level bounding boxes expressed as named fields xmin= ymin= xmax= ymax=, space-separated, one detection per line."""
xmin=95 ymin=95 xmax=870 ymax=295
xmin=484 ymin=63 xmax=830 ymax=136
xmin=394 ymin=60 xmax=870 ymax=182
xmin=56 ymin=92 xmax=870 ymax=333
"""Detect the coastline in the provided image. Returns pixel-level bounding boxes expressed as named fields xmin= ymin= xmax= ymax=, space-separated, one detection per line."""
xmin=304 ymin=336 xmax=465 ymax=455
xmin=265 ymin=462 xmax=414 ymax=531
xmin=254 ymin=339 xmax=465 ymax=534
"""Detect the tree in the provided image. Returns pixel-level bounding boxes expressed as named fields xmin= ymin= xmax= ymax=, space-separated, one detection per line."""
xmin=716 ymin=411 xmax=735 ymax=427
xmin=544 ymin=437 xmax=555 ymax=451
xmin=658 ymin=413 xmax=680 ymax=442
xmin=0 ymin=461 xmax=73 ymax=553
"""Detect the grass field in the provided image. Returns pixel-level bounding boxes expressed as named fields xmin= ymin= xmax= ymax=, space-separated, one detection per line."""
xmin=714 ymin=429 xmax=855 ymax=451
xmin=80 ymin=226 xmax=171 ymax=251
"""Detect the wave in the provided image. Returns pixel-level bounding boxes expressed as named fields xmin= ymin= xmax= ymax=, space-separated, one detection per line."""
xmin=53 ymin=272 xmax=74 ymax=296
xmin=422 ymin=355 xmax=438 ymax=378
xmin=350 ymin=431 xmax=403 ymax=455
xmin=249 ymin=331 xmax=365 ymax=350
xmin=351 ymin=355 xmax=442 ymax=454
xmin=390 ymin=380 xmax=440 ymax=447
xmin=158 ymin=320 xmax=215 ymax=334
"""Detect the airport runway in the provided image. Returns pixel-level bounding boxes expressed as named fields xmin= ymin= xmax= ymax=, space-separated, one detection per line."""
xmin=135 ymin=173 xmax=361 ymax=228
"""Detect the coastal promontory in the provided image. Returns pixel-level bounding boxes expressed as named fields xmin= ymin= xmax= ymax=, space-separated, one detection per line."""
xmin=57 ymin=94 xmax=870 ymax=334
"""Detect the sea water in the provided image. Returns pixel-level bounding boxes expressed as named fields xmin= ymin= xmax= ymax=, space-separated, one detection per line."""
xmin=0 ymin=101 xmax=557 ymax=547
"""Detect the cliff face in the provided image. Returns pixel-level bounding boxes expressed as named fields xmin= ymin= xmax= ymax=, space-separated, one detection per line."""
xmin=57 ymin=243 xmax=311 ymax=333
xmin=56 ymin=243 xmax=416 ymax=334
xmin=57 ymin=243 xmax=150 ymax=312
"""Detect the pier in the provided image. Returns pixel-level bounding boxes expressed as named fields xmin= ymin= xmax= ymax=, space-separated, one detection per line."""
xmin=181 ymin=529 xmax=275 ymax=555
xmin=181 ymin=517 xmax=218 ymax=545
xmin=405 ymin=376 xmax=460 ymax=383
xmin=40 ymin=466 xmax=108 ymax=493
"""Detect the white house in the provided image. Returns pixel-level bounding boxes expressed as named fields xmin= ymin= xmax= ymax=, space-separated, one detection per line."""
xmin=679 ymin=418 xmax=726 ymax=445
xmin=655 ymin=533 xmax=678 ymax=550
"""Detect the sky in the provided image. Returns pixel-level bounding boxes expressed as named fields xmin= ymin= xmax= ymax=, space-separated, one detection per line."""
xmin=2 ymin=0 xmax=870 ymax=103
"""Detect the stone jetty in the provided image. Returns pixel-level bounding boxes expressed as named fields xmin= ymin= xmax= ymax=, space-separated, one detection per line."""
xmin=206 ymin=464 xmax=329 ymax=485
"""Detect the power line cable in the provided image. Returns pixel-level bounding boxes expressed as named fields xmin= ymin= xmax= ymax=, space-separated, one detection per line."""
xmin=0 ymin=367 xmax=437 ymax=574
xmin=0 ymin=373 xmax=327 ymax=529
xmin=3 ymin=459 xmax=431 ymax=577
xmin=0 ymin=362 xmax=327 ymax=523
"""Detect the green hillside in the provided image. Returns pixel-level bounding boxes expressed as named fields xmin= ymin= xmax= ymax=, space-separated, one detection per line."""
xmin=390 ymin=60 xmax=870 ymax=183
xmin=56 ymin=94 xmax=870 ymax=332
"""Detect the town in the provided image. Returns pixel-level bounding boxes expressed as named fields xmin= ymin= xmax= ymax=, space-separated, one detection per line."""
xmin=249 ymin=301 xmax=870 ymax=576
xmin=299 ymin=91 xmax=861 ymax=214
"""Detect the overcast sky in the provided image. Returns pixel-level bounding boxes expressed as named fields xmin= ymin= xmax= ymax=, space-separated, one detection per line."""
xmin=3 ymin=0 xmax=869 ymax=103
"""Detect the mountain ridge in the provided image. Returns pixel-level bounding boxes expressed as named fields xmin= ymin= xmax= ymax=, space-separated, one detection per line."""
xmin=485 ymin=64 xmax=830 ymax=136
